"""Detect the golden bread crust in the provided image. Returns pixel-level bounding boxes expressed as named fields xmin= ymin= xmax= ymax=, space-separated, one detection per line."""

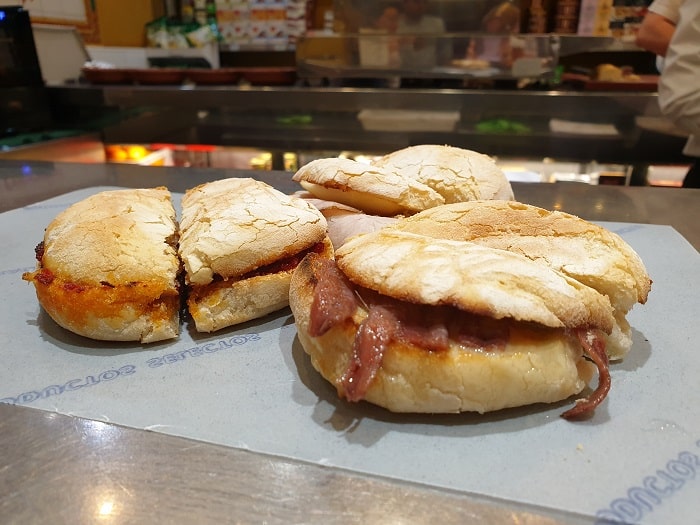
xmin=292 ymin=157 xmax=445 ymax=216
xmin=392 ymin=200 xmax=651 ymax=310
xmin=179 ymin=178 xmax=328 ymax=285
xmin=23 ymin=187 xmax=180 ymax=343
xmin=41 ymin=187 xmax=179 ymax=285
xmin=372 ymin=144 xmax=514 ymax=202
xmin=336 ymin=230 xmax=614 ymax=331
xmin=390 ymin=200 xmax=652 ymax=359
xmin=32 ymin=279 xmax=179 ymax=342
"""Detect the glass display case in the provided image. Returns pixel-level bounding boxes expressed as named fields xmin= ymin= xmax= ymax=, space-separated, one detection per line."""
xmin=45 ymin=78 xmax=689 ymax=186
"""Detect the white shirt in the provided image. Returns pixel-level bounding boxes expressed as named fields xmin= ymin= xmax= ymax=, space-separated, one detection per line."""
xmin=658 ymin=0 xmax=700 ymax=156
xmin=648 ymin=0 xmax=682 ymax=71
xmin=648 ymin=0 xmax=682 ymax=24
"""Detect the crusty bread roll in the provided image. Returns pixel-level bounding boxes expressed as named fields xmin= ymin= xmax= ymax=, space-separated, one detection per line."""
xmin=22 ymin=187 xmax=181 ymax=343
xmin=372 ymin=145 xmax=514 ymax=202
xmin=451 ymin=58 xmax=491 ymax=70
xmin=596 ymin=63 xmax=624 ymax=82
xmin=292 ymin=157 xmax=445 ymax=216
xmin=338 ymin=230 xmax=614 ymax=331
xmin=292 ymin=145 xmax=512 ymax=218
xmin=179 ymin=178 xmax=333 ymax=332
xmin=289 ymin=230 xmax=615 ymax=417
xmin=389 ymin=200 xmax=652 ymax=359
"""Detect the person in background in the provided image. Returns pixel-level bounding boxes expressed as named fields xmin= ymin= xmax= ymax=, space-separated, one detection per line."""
xmin=375 ymin=5 xmax=402 ymax=68
xmin=376 ymin=5 xmax=401 ymax=33
xmin=655 ymin=0 xmax=700 ymax=188
xmin=396 ymin=0 xmax=448 ymax=69
xmin=635 ymin=0 xmax=681 ymax=71
xmin=467 ymin=1 xmax=522 ymax=68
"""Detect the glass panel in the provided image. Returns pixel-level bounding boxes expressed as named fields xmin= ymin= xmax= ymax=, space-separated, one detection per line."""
xmin=296 ymin=33 xmax=557 ymax=80
xmin=333 ymin=0 xmax=523 ymax=34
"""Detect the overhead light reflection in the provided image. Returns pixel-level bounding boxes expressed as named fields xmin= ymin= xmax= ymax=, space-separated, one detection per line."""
xmin=94 ymin=489 xmax=121 ymax=521
xmin=81 ymin=419 xmax=121 ymax=446
xmin=98 ymin=500 xmax=114 ymax=517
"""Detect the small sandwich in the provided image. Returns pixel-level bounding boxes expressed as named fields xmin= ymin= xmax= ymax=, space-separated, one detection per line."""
xmin=371 ymin=144 xmax=514 ymax=202
xmin=389 ymin=200 xmax=652 ymax=360
xmin=289 ymin=229 xmax=617 ymax=419
xmin=22 ymin=187 xmax=181 ymax=343
xmin=292 ymin=145 xmax=513 ymax=242
xmin=179 ymin=177 xmax=333 ymax=333
xmin=293 ymin=145 xmax=514 ymax=218
xmin=292 ymin=157 xmax=445 ymax=216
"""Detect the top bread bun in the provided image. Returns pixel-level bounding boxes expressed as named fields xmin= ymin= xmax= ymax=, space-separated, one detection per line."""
xmin=292 ymin=145 xmax=513 ymax=218
xmin=372 ymin=144 xmax=514 ymax=202
xmin=292 ymin=157 xmax=445 ymax=216
xmin=336 ymin=229 xmax=614 ymax=332
xmin=179 ymin=178 xmax=328 ymax=285
xmin=390 ymin=200 xmax=651 ymax=312
xmin=41 ymin=187 xmax=179 ymax=285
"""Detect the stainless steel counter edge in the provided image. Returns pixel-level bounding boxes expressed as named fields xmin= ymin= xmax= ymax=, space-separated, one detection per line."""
xmin=49 ymin=84 xmax=661 ymax=114
xmin=0 ymin=403 xmax=591 ymax=524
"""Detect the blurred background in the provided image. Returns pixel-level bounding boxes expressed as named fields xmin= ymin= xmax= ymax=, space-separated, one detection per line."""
xmin=1 ymin=0 xmax=688 ymax=186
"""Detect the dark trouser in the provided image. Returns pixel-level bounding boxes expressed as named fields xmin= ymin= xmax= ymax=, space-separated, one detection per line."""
xmin=683 ymin=160 xmax=700 ymax=188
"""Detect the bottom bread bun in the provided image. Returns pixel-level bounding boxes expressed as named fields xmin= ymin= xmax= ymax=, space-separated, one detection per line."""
xmin=290 ymin=253 xmax=608 ymax=417
xmin=189 ymin=236 xmax=334 ymax=332
xmin=32 ymin=282 xmax=180 ymax=343
xmin=189 ymin=271 xmax=293 ymax=332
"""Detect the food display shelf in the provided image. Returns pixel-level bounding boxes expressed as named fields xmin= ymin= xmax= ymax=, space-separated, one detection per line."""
xmin=49 ymin=84 xmax=689 ymax=177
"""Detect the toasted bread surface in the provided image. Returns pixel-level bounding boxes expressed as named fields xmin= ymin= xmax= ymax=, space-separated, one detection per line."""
xmin=391 ymin=200 xmax=652 ymax=311
xmin=23 ymin=187 xmax=180 ymax=342
xmin=179 ymin=178 xmax=328 ymax=286
xmin=336 ymin=229 xmax=614 ymax=331
xmin=292 ymin=157 xmax=445 ymax=216
xmin=41 ymin=187 xmax=179 ymax=285
xmin=372 ymin=145 xmax=514 ymax=202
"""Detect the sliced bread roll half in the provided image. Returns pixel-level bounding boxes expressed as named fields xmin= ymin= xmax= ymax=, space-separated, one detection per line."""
xmin=22 ymin=187 xmax=181 ymax=343
xmin=179 ymin=177 xmax=333 ymax=332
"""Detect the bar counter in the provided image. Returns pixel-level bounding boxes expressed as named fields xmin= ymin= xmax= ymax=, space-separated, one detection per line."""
xmin=1 ymin=160 xmax=698 ymax=524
